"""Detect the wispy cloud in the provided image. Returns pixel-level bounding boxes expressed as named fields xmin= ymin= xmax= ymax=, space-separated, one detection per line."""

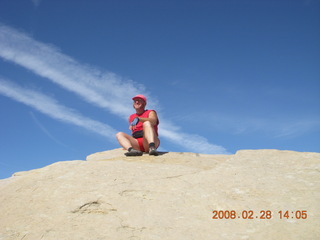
xmin=0 ymin=78 xmax=118 ymax=140
xmin=0 ymin=23 xmax=229 ymax=154
xmin=0 ymin=24 xmax=141 ymax=119
xmin=31 ymin=0 xmax=42 ymax=8
xmin=274 ymin=120 xmax=320 ymax=138
xmin=29 ymin=111 xmax=71 ymax=148
xmin=180 ymin=111 xmax=320 ymax=139
xmin=160 ymin=129 xmax=228 ymax=154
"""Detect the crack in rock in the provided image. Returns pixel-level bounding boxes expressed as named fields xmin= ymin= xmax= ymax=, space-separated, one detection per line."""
xmin=71 ymin=200 xmax=117 ymax=214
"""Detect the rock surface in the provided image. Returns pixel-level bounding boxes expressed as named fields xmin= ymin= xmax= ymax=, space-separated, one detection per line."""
xmin=0 ymin=148 xmax=319 ymax=240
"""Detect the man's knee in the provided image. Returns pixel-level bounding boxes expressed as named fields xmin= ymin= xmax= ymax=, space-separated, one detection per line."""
xmin=143 ymin=121 xmax=152 ymax=128
xmin=116 ymin=132 xmax=125 ymax=140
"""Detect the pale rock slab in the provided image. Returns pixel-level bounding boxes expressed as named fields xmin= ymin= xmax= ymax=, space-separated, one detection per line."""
xmin=0 ymin=149 xmax=319 ymax=240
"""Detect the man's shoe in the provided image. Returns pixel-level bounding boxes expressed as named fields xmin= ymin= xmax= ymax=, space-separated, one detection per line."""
xmin=149 ymin=148 xmax=158 ymax=156
xmin=125 ymin=148 xmax=143 ymax=156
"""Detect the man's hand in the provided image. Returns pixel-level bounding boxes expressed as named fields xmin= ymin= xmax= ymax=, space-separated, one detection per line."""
xmin=130 ymin=117 xmax=139 ymax=128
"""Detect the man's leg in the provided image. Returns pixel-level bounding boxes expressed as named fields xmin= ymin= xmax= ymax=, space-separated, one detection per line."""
xmin=116 ymin=132 xmax=143 ymax=156
xmin=142 ymin=121 xmax=160 ymax=155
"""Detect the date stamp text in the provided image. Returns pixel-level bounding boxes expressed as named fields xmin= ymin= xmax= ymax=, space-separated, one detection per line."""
xmin=212 ymin=210 xmax=308 ymax=220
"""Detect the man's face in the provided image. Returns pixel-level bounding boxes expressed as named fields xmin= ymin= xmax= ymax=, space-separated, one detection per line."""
xmin=133 ymin=98 xmax=145 ymax=109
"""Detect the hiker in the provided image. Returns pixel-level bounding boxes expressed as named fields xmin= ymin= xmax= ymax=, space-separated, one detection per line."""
xmin=116 ymin=94 xmax=160 ymax=156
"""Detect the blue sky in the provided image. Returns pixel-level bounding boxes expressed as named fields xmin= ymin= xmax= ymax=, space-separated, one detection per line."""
xmin=0 ymin=0 xmax=319 ymax=179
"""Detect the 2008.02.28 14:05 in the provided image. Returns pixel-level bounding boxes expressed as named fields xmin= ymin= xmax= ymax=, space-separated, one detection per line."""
xmin=212 ymin=210 xmax=308 ymax=219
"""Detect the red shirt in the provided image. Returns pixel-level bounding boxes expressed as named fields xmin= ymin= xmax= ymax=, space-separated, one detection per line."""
xmin=129 ymin=110 xmax=159 ymax=136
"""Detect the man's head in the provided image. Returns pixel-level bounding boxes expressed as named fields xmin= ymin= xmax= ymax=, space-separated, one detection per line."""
xmin=132 ymin=94 xmax=147 ymax=103
xmin=132 ymin=94 xmax=147 ymax=110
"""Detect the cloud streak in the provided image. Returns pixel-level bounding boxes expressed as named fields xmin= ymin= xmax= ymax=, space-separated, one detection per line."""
xmin=179 ymin=111 xmax=320 ymax=140
xmin=31 ymin=0 xmax=42 ymax=8
xmin=0 ymin=23 xmax=229 ymax=154
xmin=0 ymin=24 xmax=140 ymax=119
xmin=0 ymin=78 xmax=118 ymax=140
xmin=29 ymin=111 xmax=71 ymax=148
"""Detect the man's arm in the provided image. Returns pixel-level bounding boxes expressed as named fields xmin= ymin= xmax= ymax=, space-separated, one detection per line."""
xmin=128 ymin=116 xmax=134 ymax=130
xmin=137 ymin=111 xmax=158 ymax=126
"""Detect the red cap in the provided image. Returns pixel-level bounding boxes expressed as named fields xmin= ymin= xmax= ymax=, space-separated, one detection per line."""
xmin=132 ymin=94 xmax=147 ymax=103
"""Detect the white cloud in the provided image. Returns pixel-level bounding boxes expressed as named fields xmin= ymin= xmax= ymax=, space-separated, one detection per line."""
xmin=160 ymin=128 xmax=229 ymax=154
xmin=0 ymin=24 xmax=142 ymax=119
xmin=274 ymin=120 xmax=320 ymax=138
xmin=29 ymin=111 xmax=71 ymax=148
xmin=0 ymin=78 xmax=118 ymax=140
xmin=181 ymin=111 xmax=320 ymax=140
xmin=0 ymin=24 xmax=228 ymax=154
xmin=31 ymin=0 xmax=42 ymax=7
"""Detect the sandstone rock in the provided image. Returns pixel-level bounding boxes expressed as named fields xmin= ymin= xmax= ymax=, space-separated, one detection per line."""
xmin=0 ymin=149 xmax=319 ymax=240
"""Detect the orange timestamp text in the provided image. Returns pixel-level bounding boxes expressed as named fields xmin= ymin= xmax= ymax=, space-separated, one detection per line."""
xmin=212 ymin=210 xmax=308 ymax=220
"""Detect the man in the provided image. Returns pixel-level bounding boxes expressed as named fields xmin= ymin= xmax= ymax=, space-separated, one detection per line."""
xmin=116 ymin=94 xmax=160 ymax=156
